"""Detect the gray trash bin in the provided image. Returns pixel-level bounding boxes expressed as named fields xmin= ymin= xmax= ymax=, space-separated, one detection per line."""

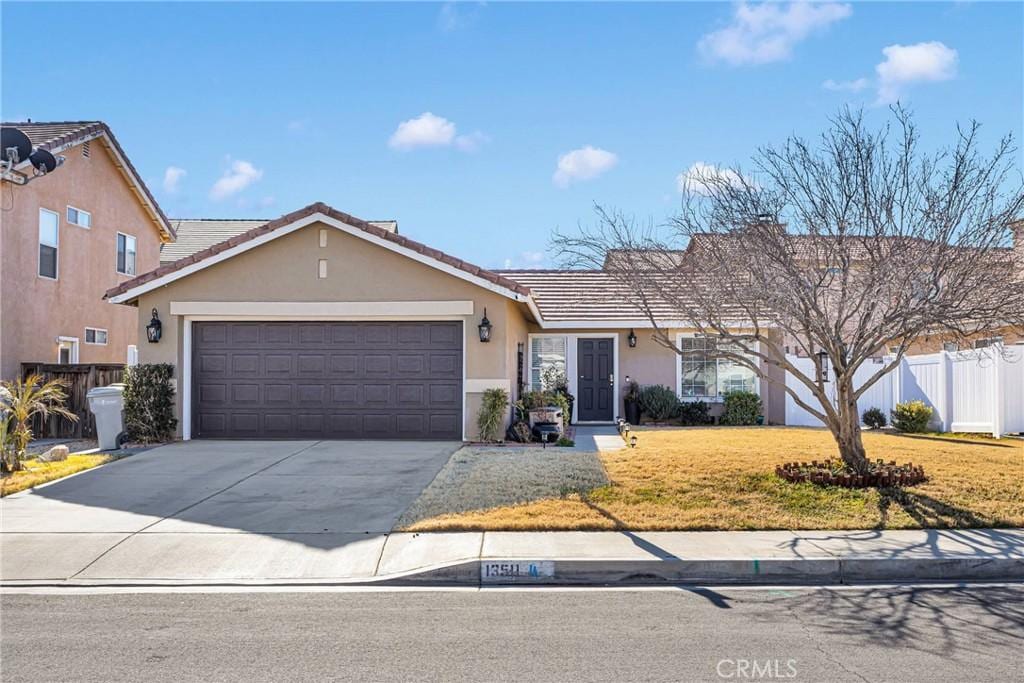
xmin=87 ymin=384 xmax=125 ymax=451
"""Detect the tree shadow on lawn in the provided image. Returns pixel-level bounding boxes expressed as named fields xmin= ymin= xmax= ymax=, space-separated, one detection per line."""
xmin=889 ymin=433 xmax=1019 ymax=449
xmin=874 ymin=487 xmax=1000 ymax=530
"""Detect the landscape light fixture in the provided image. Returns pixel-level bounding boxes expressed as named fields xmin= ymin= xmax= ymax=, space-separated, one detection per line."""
xmin=630 ymin=435 xmax=638 ymax=448
xmin=477 ymin=308 xmax=492 ymax=343
xmin=146 ymin=308 xmax=162 ymax=343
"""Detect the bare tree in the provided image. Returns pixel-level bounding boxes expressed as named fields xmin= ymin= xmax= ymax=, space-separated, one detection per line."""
xmin=554 ymin=108 xmax=1024 ymax=473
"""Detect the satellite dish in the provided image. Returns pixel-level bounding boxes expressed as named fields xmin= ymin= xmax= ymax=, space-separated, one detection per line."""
xmin=29 ymin=148 xmax=58 ymax=174
xmin=1 ymin=127 xmax=32 ymax=165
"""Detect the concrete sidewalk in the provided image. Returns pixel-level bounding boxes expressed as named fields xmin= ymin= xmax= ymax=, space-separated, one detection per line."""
xmin=4 ymin=528 xmax=1021 ymax=587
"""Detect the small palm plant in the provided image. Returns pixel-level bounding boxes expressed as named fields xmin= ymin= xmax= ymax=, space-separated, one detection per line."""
xmin=0 ymin=374 xmax=77 ymax=473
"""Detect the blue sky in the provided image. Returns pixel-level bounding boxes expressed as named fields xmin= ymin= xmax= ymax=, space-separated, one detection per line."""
xmin=3 ymin=2 xmax=1022 ymax=269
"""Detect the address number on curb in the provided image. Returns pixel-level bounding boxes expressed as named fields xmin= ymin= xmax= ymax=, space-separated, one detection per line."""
xmin=480 ymin=561 xmax=555 ymax=582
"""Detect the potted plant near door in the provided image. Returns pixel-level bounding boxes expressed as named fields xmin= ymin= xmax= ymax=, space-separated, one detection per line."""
xmin=542 ymin=367 xmax=575 ymax=425
xmin=623 ymin=380 xmax=641 ymax=425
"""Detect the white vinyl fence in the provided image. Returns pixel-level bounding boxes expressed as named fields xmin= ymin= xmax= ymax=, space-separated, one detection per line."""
xmin=785 ymin=345 xmax=1024 ymax=437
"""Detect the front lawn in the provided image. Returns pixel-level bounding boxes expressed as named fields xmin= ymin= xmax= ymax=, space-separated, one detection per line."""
xmin=403 ymin=427 xmax=1024 ymax=531
xmin=1 ymin=453 xmax=115 ymax=496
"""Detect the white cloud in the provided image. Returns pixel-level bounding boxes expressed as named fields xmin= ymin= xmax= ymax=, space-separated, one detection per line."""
xmin=209 ymin=160 xmax=263 ymax=200
xmin=454 ymin=131 xmax=490 ymax=153
xmin=437 ymin=2 xmax=482 ymax=32
xmin=875 ymin=41 xmax=958 ymax=104
xmin=388 ymin=112 xmax=489 ymax=152
xmin=698 ymin=2 xmax=852 ymax=66
xmin=676 ymin=162 xmax=749 ymax=196
xmin=162 ymin=166 xmax=186 ymax=194
xmin=822 ymin=77 xmax=870 ymax=92
xmin=502 ymin=251 xmax=547 ymax=270
xmin=388 ymin=112 xmax=456 ymax=150
xmin=553 ymin=146 xmax=618 ymax=188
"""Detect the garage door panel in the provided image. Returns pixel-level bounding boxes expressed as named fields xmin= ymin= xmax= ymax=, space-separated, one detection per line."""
xmin=231 ymin=354 xmax=259 ymax=374
xmin=232 ymin=384 xmax=260 ymax=403
xmin=193 ymin=322 xmax=463 ymax=439
xmin=230 ymin=413 xmax=259 ymax=434
xmin=198 ymin=383 xmax=228 ymax=404
xmin=429 ymin=353 xmax=460 ymax=376
xmin=330 ymin=355 xmax=359 ymax=375
xmin=264 ymin=354 xmax=292 ymax=374
xmin=231 ymin=325 xmax=260 ymax=344
xmin=296 ymin=384 xmax=326 ymax=404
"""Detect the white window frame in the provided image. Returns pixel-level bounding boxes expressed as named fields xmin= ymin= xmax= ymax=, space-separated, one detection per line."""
xmin=675 ymin=332 xmax=760 ymax=403
xmin=127 ymin=344 xmax=139 ymax=366
xmin=116 ymin=232 xmax=137 ymax=276
xmin=85 ymin=327 xmax=108 ymax=345
xmin=67 ymin=205 xmax=92 ymax=228
xmin=56 ymin=336 xmax=79 ymax=364
xmin=527 ymin=332 xmax=619 ymax=423
xmin=38 ymin=208 xmax=59 ymax=280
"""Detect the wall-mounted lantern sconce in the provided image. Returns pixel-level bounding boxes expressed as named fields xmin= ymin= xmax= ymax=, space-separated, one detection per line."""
xmin=816 ymin=350 xmax=829 ymax=383
xmin=627 ymin=329 xmax=637 ymax=348
xmin=146 ymin=308 xmax=163 ymax=343
xmin=478 ymin=308 xmax=492 ymax=343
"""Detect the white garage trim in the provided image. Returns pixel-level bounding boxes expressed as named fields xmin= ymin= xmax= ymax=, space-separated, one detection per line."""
xmin=181 ymin=315 xmax=468 ymax=442
xmin=170 ymin=300 xmax=475 ymax=317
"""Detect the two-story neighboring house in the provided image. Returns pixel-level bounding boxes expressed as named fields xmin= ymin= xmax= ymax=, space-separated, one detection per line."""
xmin=0 ymin=121 xmax=175 ymax=380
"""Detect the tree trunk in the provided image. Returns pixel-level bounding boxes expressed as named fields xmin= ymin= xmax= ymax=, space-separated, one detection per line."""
xmin=831 ymin=379 xmax=870 ymax=474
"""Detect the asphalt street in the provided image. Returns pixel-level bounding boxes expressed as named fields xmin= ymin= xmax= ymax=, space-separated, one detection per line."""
xmin=2 ymin=584 xmax=1021 ymax=682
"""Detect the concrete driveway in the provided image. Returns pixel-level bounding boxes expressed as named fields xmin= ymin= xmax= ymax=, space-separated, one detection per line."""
xmin=1 ymin=440 xmax=459 ymax=583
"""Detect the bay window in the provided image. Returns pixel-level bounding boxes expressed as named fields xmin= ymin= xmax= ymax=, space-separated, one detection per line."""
xmin=678 ymin=335 xmax=758 ymax=400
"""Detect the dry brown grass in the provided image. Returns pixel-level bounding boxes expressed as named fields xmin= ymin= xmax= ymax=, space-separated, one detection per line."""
xmin=404 ymin=427 xmax=1024 ymax=531
xmin=1 ymin=453 xmax=114 ymax=497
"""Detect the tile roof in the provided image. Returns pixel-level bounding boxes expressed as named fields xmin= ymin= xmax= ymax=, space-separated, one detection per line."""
xmin=497 ymin=269 xmax=688 ymax=322
xmin=161 ymin=218 xmax=398 ymax=264
xmin=106 ymin=202 xmax=531 ymax=300
xmin=2 ymin=120 xmax=174 ymax=240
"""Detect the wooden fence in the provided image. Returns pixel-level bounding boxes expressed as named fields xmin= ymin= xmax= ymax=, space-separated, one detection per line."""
xmin=20 ymin=363 xmax=126 ymax=439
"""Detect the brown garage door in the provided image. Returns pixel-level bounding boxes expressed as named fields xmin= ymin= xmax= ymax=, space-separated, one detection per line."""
xmin=191 ymin=321 xmax=463 ymax=439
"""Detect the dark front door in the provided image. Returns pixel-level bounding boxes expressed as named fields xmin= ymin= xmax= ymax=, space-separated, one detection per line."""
xmin=576 ymin=338 xmax=614 ymax=422
xmin=191 ymin=321 xmax=463 ymax=439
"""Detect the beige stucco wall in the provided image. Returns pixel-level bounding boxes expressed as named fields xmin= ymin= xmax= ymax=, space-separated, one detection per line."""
xmin=132 ymin=220 xmax=523 ymax=440
xmin=516 ymin=325 xmax=787 ymax=425
xmin=0 ymin=139 xmax=164 ymax=379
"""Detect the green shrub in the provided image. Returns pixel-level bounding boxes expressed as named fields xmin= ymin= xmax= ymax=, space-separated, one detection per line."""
xmin=637 ymin=385 xmax=680 ymax=422
xmin=555 ymin=437 xmax=575 ymax=447
xmin=891 ymin=400 xmax=933 ymax=433
xmin=123 ymin=364 xmax=177 ymax=443
xmin=678 ymin=400 xmax=712 ymax=426
xmin=719 ymin=390 xmax=762 ymax=426
xmin=862 ymin=406 xmax=887 ymax=429
xmin=477 ymin=388 xmax=509 ymax=442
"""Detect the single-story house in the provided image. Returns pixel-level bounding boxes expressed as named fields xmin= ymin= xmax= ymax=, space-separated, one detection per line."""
xmin=105 ymin=202 xmax=785 ymax=440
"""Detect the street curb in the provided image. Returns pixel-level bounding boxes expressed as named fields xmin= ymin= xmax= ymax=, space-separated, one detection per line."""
xmin=4 ymin=556 xmax=1022 ymax=589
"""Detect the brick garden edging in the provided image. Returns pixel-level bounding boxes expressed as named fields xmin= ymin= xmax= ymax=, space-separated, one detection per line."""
xmin=776 ymin=460 xmax=927 ymax=488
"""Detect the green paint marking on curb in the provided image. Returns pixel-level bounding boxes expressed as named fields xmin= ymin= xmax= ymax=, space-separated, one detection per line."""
xmin=753 ymin=559 xmax=760 ymax=575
